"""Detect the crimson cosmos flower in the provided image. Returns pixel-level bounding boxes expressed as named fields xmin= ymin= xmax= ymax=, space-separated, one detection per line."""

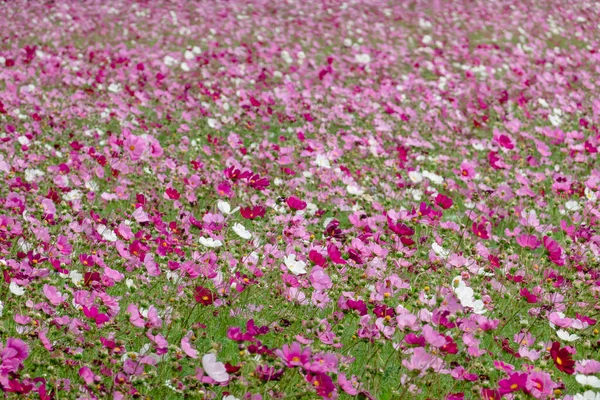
xmin=549 ymin=341 xmax=575 ymax=374
xmin=194 ymin=286 xmax=215 ymax=306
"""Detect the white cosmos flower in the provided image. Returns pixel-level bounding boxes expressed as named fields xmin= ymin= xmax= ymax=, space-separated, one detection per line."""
xmin=432 ymin=243 xmax=450 ymax=258
xmin=422 ymin=170 xmax=444 ymax=184
xmin=97 ymin=224 xmax=117 ymax=242
xmin=24 ymin=168 xmax=45 ymax=182
xmin=284 ymin=254 xmax=307 ymax=275
xmin=232 ymin=223 xmax=251 ymax=239
xmin=472 ymin=142 xmax=485 ymax=151
xmin=574 ymin=391 xmax=600 ymax=400
xmin=577 ymin=375 xmax=600 ymax=388
xmin=62 ymin=190 xmax=83 ymax=201
xmin=557 ymin=329 xmax=580 ymax=342
xmin=199 ymin=237 xmax=223 ymax=248
xmin=585 ymin=187 xmax=597 ymax=202
xmin=107 ymin=83 xmax=121 ymax=93
xmin=408 ymin=171 xmax=423 ymax=184
xmin=565 ymin=200 xmax=582 ymax=212
xmin=10 ymin=282 xmax=25 ymax=296
xmin=17 ymin=238 xmax=32 ymax=252
xmin=452 ymin=276 xmax=486 ymax=314
xmin=217 ymin=200 xmax=239 ymax=215
xmin=69 ymin=270 xmax=83 ymax=285
xmin=217 ymin=200 xmax=231 ymax=214
xmin=355 ymin=53 xmax=371 ymax=64
xmin=85 ymin=180 xmax=99 ymax=192
xmin=315 ymin=154 xmax=331 ymax=169
xmin=163 ymin=55 xmax=177 ymax=66
xmin=346 ymin=185 xmax=364 ymax=195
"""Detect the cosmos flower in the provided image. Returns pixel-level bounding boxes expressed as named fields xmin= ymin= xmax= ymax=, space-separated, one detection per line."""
xmin=202 ymin=353 xmax=229 ymax=383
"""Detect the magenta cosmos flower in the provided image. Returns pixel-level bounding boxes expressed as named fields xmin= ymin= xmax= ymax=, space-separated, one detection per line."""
xmin=275 ymin=342 xmax=311 ymax=367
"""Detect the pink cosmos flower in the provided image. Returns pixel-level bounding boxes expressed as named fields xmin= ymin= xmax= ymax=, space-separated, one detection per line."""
xmin=525 ymin=371 xmax=558 ymax=399
xmin=309 ymin=267 xmax=332 ymax=290
xmin=79 ymin=366 xmax=96 ymax=385
xmin=459 ymin=161 xmax=476 ymax=178
xmin=494 ymin=133 xmax=515 ymax=149
xmin=124 ymin=135 xmax=146 ymax=161
xmin=0 ymin=338 xmax=29 ymax=376
xmin=338 ymin=373 xmax=360 ymax=395
xmin=422 ymin=325 xmax=446 ymax=347
xmin=201 ymin=353 xmax=229 ymax=383
xmin=575 ymin=359 xmax=600 ymax=374
xmin=181 ymin=332 xmax=198 ymax=359
xmin=43 ymin=284 xmax=66 ymax=306
xmin=516 ymin=234 xmax=541 ymax=249
xmin=404 ymin=333 xmax=426 ymax=346
xmin=402 ymin=348 xmax=443 ymax=372
xmin=55 ymin=235 xmax=72 ymax=255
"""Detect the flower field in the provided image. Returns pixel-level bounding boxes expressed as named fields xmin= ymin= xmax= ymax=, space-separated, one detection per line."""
xmin=1 ymin=0 xmax=600 ymax=399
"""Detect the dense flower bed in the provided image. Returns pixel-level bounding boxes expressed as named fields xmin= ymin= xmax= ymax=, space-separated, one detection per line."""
xmin=0 ymin=0 xmax=599 ymax=399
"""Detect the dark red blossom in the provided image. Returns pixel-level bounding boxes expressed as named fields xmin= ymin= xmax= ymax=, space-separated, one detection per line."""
xmin=325 ymin=219 xmax=344 ymax=240
xmin=194 ymin=286 xmax=215 ymax=305
xmin=550 ymin=342 xmax=575 ymax=374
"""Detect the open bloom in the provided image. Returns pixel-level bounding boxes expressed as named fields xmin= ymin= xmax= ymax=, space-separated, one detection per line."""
xmin=275 ymin=342 xmax=311 ymax=367
xmin=574 ymin=391 xmax=600 ymax=400
xmin=195 ymin=286 xmax=215 ymax=306
xmin=576 ymin=375 xmax=600 ymax=388
xmin=516 ymin=234 xmax=541 ymax=249
xmin=550 ymin=341 xmax=575 ymax=374
xmin=284 ymin=254 xmax=307 ymax=275
xmin=124 ymin=135 xmax=146 ymax=161
xmin=199 ymin=237 xmax=222 ymax=248
xmin=202 ymin=353 xmax=229 ymax=382
xmin=498 ymin=372 xmax=527 ymax=395
xmin=232 ymin=223 xmax=251 ymax=239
